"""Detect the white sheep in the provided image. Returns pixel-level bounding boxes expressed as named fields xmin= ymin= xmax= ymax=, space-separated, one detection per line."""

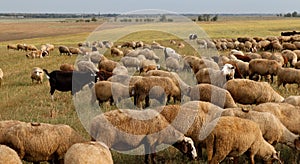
xmin=202 ymin=116 xmax=281 ymax=164
xmin=64 ymin=141 xmax=113 ymax=164
xmin=166 ymin=57 xmax=182 ymax=72
xmin=0 ymin=145 xmax=22 ymax=164
xmin=89 ymin=109 xmax=198 ymax=163
xmin=223 ymin=79 xmax=284 ymax=105
xmin=31 ymin=67 xmax=44 ymax=84
xmin=120 ymin=56 xmax=141 ymax=70
xmin=283 ymin=95 xmax=300 ymax=106
xmin=2 ymin=122 xmax=86 ymax=163
xmin=282 ymin=50 xmax=298 ymax=67
xmin=77 ymin=60 xmax=99 ymax=73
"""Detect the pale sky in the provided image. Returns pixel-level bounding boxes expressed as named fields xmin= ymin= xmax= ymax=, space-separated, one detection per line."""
xmin=0 ymin=0 xmax=299 ymax=14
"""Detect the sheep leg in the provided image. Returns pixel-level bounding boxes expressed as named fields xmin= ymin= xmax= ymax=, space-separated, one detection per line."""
xmin=145 ymin=96 xmax=150 ymax=108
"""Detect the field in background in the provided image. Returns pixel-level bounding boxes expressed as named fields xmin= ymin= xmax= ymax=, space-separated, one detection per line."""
xmin=0 ymin=16 xmax=299 ymax=163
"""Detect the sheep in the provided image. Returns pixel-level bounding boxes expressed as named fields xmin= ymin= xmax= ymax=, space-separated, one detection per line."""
xmin=248 ymin=59 xmax=282 ymax=83
xmin=96 ymin=70 xmax=113 ymax=81
xmin=31 ymin=67 xmax=44 ymax=84
xmin=2 ymin=122 xmax=86 ymax=163
xmin=69 ymin=47 xmax=82 ymax=55
xmin=277 ymin=67 xmax=300 ymax=88
xmin=202 ymin=116 xmax=281 ymax=164
xmin=283 ymin=42 xmax=297 ymax=50
xmin=111 ymin=47 xmax=124 ymax=57
xmin=269 ymin=52 xmax=286 ymax=66
xmin=89 ymin=109 xmax=198 ymax=163
xmin=164 ymin=47 xmax=182 ymax=61
xmin=186 ymin=57 xmax=219 ymax=74
xmin=140 ymin=49 xmax=159 ymax=62
xmin=223 ymin=79 xmax=284 ymax=105
xmin=195 ymin=64 xmax=235 ymax=88
xmin=189 ymin=33 xmax=198 ymax=40
xmin=221 ymin=108 xmax=300 ymax=149
xmin=121 ymin=41 xmax=136 ymax=49
xmin=77 ymin=60 xmax=99 ymax=73
xmin=283 ymin=96 xmax=300 ymax=106
xmin=112 ymin=65 xmax=128 ymax=76
xmin=58 ymin=46 xmax=72 ymax=56
xmin=0 ymin=145 xmax=22 ymax=164
xmin=261 ymin=51 xmax=273 ymax=59
xmin=59 ymin=63 xmax=74 ymax=72
xmin=295 ymin=61 xmax=300 ymax=69
xmin=178 ymin=42 xmax=185 ymax=48
xmin=25 ymin=44 xmax=38 ymax=51
xmin=293 ymin=50 xmax=300 ymax=61
xmin=189 ymin=84 xmax=237 ymax=108
xmin=7 ymin=44 xmax=18 ymax=50
xmin=64 ymin=141 xmax=113 ymax=164
xmin=98 ymin=58 xmax=120 ymax=73
xmin=90 ymin=81 xmax=130 ymax=106
xmin=294 ymin=41 xmax=300 ymax=50
xmin=132 ymin=76 xmax=181 ymax=108
xmin=45 ymin=44 xmax=55 ymax=52
xmin=166 ymin=57 xmax=182 ymax=72
xmin=0 ymin=68 xmax=3 ymax=87
xmin=26 ymin=50 xmax=47 ymax=58
xmin=17 ymin=43 xmax=27 ymax=51
xmin=139 ymin=59 xmax=158 ymax=74
xmin=0 ymin=120 xmax=24 ymax=144
xmin=252 ymin=102 xmax=300 ymax=135
xmin=282 ymin=50 xmax=298 ymax=67
xmin=120 ymin=56 xmax=141 ymax=70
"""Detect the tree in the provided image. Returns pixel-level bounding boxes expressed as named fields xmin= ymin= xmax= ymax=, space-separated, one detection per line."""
xmin=285 ymin=13 xmax=292 ymax=17
xmin=211 ymin=15 xmax=218 ymax=21
xmin=292 ymin=11 xmax=298 ymax=17
xmin=91 ymin=17 xmax=97 ymax=22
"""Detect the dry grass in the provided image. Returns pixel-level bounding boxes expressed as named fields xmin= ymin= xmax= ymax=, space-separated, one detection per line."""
xmin=0 ymin=16 xmax=299 ymax=163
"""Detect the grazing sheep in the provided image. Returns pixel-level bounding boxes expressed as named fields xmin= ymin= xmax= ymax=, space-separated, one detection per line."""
xmin=59 ymin=63 xmax=74 ymax=72
xmin=261 ymin=51 xmax=273 ymax=59
xmin=166 ymin=57 xmax=182 ymax=72
xmin=189 ymin=34 xmax=198 ymax=40
xmin=139 ymin=59 xmax=158 ymax=74
xmin=17 ymin=43 xmax=27 ymax=51
xmin=277 ymin=67 xmax=300 ymax=88
xmin=282 ymin=50 xmax=298 ymax=67
xmin=269 ymin=52 xmax=286 ymax=66
xmin=77 ymin=60 xmax=99 ymax=73
xmin=121 ymin=41 xmax=136 ymax=49
xmin=178 ymin=42 xmax=185 ymax=48
xmin=0 ymin=145 xmax=22 ymax=164
xmin=253 ymin=103 xmax=300 ymax=134
xmin=283 ymin=96 xmax=300 ymax=106
xmin=164 ymin=47 xmax=182 ymax=61
xmin=132 ymin=76 xmax=181 ymax=108
xmin=64 ymin=141 xmax=113 ymax=164
xmin=98 ymin=58 xmax=120 ymax=73
xmin=202 ymin=116 xmax=281 ymax=164
xmin=25 ymin=44 xmax=38 ymax=51
xmin=7 ymin=44 xmax=18 ymax=51
xmin=120 ymin=56 xmax=141 ymax=70
xmin=189 ymin=84 xmax=237 ymax=108
xmin=26 ymin=50 xmax=47 ymax=58
xmin=111 ymin=47 xmax=124 ymax=57
xmin=0 ymin=68 xmax=3 ymax=87
xmin=223 ymin=79 xmax=284 ymax=105
xmin=248 ymin=59 xmax=282 ymax=83
xmin=2 ymin=122 xmax=86 ymax=163
xmin=69 ymin=47 xmax=82 ymax=55
xmin=221 ymin=108 xmax=300 ymax=149
xmin=140 ymin=49 xmax=160 ymax=62
xmin=45 ymin=44 xmax=55 ymax=52
xmin=90 ymin=109 xmax=197 ymax=163
xmin=58 ymin=46 xmax=72 ymax=56
xmin=31 ymin=67 xmax=44 ymax=84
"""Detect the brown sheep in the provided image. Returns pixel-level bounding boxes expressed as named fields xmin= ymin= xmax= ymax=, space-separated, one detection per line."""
xmin=64 ymin=141 xmax=113 ymax=164
xmin=26 ymin=50 xmax=46 ymax=58
xmin=89 ymin=109 xmax=198 ymax=163
xmin=0 ymin=145 xmax=22 ymax=164
xmin=59 ymin=63 xmax=74 ymax=72
xmin=282 ymin=50 xmax=298 ymax=67
xmin=2 ymin=122 xmax=86 ymax=163
xmin=189 ymin=84 xmax=237 ymax=108
xmin=283 ymin=42 xmax=297 ymax=50
xmin=98 ymin=58 xmax=120 ymax=73
xmin=277 ymin=67 xmax=300 ymax=88
xmin=223 ymin=79 xmax=284 ymax=105
xmin=203 ymin=116 xmax=281 ymax=164
xmin=25 ymin=44 xmax=38 ymax=51
xmin=111 ymin=47 xmax=124 ymax=57
xmin=0 ymin=120 xmax=24 ymax=144
xmin=69 ymin=47 xmax=82 ymax=55
xmin=17 ymin=43 xmax=27 ymax=51
xmin=253 ymin=102 xmax=300 ymax=135
xmin=7 ymin=44 xmax=18 ymax=50
xmin=58 ymin=46 xmax=72 ymax=56
xmin=248 ymin=59 xmax=282 ymax=83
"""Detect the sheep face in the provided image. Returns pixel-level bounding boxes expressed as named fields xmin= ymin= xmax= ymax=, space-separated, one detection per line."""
xmin=221 ymin=64 xmax=235 ymax=80
xmin=172 ymin=137 xmax=197 ymax=160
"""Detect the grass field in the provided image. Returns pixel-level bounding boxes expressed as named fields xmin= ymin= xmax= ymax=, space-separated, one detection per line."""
xmin=0 ymin=16 xmax=299 ymax=163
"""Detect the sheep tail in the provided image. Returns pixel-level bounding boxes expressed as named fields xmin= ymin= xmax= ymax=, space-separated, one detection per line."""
xmin=43 ymin=69 xmax=50 ymax=79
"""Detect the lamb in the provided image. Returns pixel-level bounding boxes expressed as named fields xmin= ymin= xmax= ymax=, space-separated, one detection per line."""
xmin=89 ymin=109 xmax=197 ymax=163
xmin=221 ymin=108 xmax=300 ymax=149
xmin=164 ymin=47 xmax=182 ymax=61
xmin=248 ymin=58 xmax=282 ymax=83
xmin=283 ymin=96 xmax=300 ymax=106
xmin=252 ymin=102 xmax=300 ymax=135
xmin=132 ymin=76 xmax=181 ymax=108
xmin=2 ymin=122 xmax=86 ymax=163
xmin=189 ymin=84 xmax=237 ymax=108
xmin=223 ymin=79 xmax=284 ymax=105
xmin=282 ymin=50 xmax=298 ymax=67
xmin=120 ymin=56 xmax=141 ymax=70
xmin=0 ymin=68 xmax=3 ymax=87
xmin=58 ymin=46 xmax=72 ymax=56
xmin=59 ymin=63 xmax=74 ymax=72
xmin=7 ymin=44 xmax=18 ymax=51
xmin=277 ymin=67 xmax=300 ymax=88
xmin=31 ymin=67 xmax=44 ymax=84
xmin=0 ymin=145 xmax=22 ymax=164
xmin=202 ymin=116 xmax=281 ymax=164
xmin=64 ymin=141 xmax=113 ymax=164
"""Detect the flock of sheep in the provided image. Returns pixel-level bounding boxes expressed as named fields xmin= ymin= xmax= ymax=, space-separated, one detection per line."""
xmin=1 ymin=32 xmax=300 ymax=164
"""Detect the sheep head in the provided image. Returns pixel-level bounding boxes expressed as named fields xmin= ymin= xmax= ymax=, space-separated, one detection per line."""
xmin=172 ymin=137 xmax=197 ymax=160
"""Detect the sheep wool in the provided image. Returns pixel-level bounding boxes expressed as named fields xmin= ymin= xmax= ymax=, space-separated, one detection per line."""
xmin=0 ymin=145 xmax=22 ymax=164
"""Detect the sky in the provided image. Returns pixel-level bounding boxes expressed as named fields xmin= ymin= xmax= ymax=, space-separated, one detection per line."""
xmin=0 ymin=0 xmax=299 ymax=14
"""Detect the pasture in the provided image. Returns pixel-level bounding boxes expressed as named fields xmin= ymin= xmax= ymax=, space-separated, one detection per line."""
xmin=0 ymin=16 xmax=300 ymax=163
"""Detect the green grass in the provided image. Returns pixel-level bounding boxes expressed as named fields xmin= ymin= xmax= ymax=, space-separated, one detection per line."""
xmin=0 ymin=17 xmax=299 ymax=163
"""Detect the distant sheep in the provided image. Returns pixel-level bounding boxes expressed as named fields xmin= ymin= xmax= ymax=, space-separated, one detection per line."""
xmin=17 ymin=43 xmax=27 ymax=51
xmin=25 ymin=44 xmax=38 ymax=51
xmin=111 ymin=47 xmax=124 ymax=57
xmin=58 ymin=46 xmax=72 ymax=56
xmin=277 ymin=67 xmax=300 ymax=88
xmin=248 ymin=59 xmax=282 ymax=83
xmin=69 ymin=47 xmax=82 ymax=55
xmin=202 ymin=116 xmax=281 ymax=164
xmin=26 ymin=50 xmax=47 ymax=58
xmin=189 ymin=84 xmax=237 ymax=108
xmin=120 ymin=56 xmax=141 ymax=70
xmin=2 ymin=122 xmax=86 ymax=163
xmin=90 ymin=109 xmax=197 ymax=163
xmin=7 ymin=44 xmax=18 ymax=51
xmin=0 ymin=145 xmax=22 ymax=164
xmin=223 ymin=79 xmax=284 ymax=105
xmin=31 ymin=67 xmax=44 ymax=84
xmin=64 ymin=141 xmax=113 ymax=164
